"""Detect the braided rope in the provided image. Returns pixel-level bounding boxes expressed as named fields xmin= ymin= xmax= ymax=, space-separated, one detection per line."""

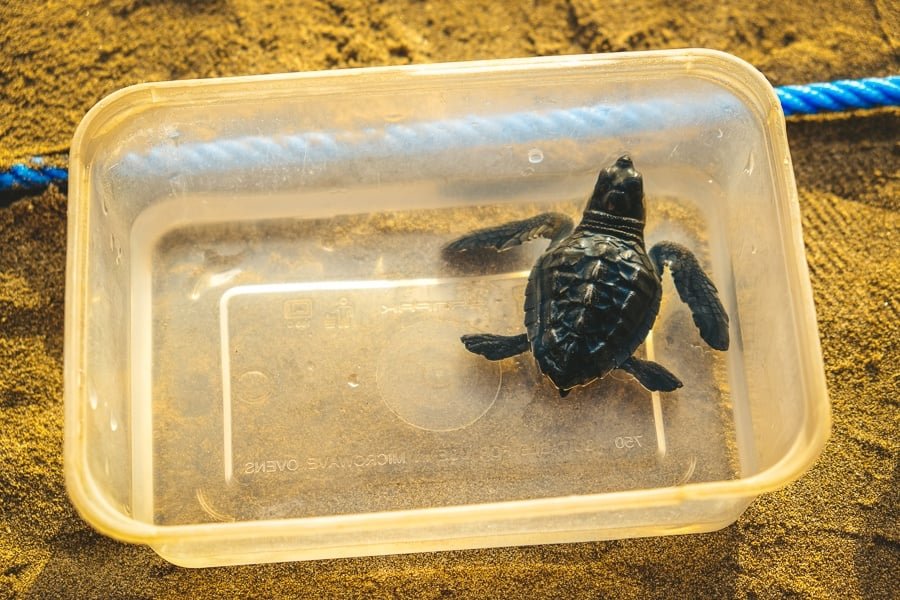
xmin=1 ymin=75 xmax=897 ymax=194
xmin=116 ymin=97 xmax=675 ymax=180
xmin=776 ymin=76 xmax=900 ymax=116
xmin=0 ymin=161 xmax=68 ymax=192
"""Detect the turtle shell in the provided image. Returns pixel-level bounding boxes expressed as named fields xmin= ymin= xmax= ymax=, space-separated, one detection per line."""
xmin=524 ymin=229 xmax=661 ymax=391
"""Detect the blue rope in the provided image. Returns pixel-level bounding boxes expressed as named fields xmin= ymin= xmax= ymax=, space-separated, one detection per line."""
xmin=1 ymin=75 xmax=897 ymax=194
xmin=776 ymin=76 xmax=900 ymax=116
xmin=0 ymin=162 xmax=68 ymax=192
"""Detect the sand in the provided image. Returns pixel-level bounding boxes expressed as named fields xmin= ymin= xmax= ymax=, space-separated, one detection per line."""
xmin=1 ymin=0 xmax=898 ymax=598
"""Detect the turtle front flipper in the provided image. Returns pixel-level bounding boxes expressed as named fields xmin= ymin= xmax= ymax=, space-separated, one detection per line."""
xmin=444 ymin=213 xmax=574 ymax=254
xmin=649 ymin=241 xmax=730 ymax=351
xmin=461 ymin=333 xmax=529 ymax=360
xmin=619 ymin=357 xmax=683 ymax=392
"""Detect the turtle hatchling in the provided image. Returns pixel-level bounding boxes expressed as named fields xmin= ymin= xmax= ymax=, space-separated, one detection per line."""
xmin=445 ymin=155 xmax=729 ymax=397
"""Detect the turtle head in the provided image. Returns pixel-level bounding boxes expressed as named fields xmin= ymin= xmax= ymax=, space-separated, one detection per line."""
xmin=586 ymin=155 xmax=645 ymax=222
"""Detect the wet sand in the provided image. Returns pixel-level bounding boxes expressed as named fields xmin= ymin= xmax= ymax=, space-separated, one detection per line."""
xmin=1 ymin=1 xmax=898 ymax=597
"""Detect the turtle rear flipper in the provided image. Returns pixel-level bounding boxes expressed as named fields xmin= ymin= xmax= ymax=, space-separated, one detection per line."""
xmin=444 ymin=212 xmax=574 ymax=254
xmin=461 ymin=333 xmax=529 ymax=360
xmin=649 ymin=241 xmax=730 ymax=351
xmin=619 ymin=357 xmax=683 ymax=392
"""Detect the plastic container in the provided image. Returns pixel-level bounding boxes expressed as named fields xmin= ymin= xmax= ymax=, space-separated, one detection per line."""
xmin=64 ymin=50 xmax=830 ymax=567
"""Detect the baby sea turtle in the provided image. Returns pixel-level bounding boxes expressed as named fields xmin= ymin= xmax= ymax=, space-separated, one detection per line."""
xmin=445 ymin=155 xmax=729 ymax=397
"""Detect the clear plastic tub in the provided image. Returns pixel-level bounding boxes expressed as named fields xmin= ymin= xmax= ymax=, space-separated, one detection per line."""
xmin=64 ymin=50 xmax=830 ymax=567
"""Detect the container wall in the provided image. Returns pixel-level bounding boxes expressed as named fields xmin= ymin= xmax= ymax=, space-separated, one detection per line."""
xmin=66 ymin=51 xmax=827 ymax=562
xmin=151 ymin=494 xmax=754 ymax=567
xmin=72 ymin=163 xmax=136 ymax=519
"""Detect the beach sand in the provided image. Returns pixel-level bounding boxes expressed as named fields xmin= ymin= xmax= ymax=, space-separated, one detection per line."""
xmin=1 ymin=1 xmax=897 ymax=597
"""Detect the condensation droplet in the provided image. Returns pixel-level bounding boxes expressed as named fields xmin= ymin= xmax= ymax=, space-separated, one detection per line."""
xmin=110 ymin=414 xmax=119 ymax=432
xmin=306 ymin=361 xmax=315 ymax=373
xmin=89 ymin=390 xmax=98 ymax=410
xmin=527 ymin=148 xmax=544 ymax=164
xmin=101 ymin=196 xmax=110 ymax=215
xmin=521 ymin=166 xmax=535 ymax=177
xmin=109 ymin=233 xmax=117 ymax=251
xmin=743 ymin=152 xmax=755 ymax=175
xmin=750 ymin=245 xmax=758 ymax=255
xmin=347 ymin=374 xmax=360 ymax=388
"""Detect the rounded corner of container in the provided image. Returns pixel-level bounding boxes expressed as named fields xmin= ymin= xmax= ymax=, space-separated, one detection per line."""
xmin=63 ymin=459 xmax=153 ymax=547
xmin=70 ymin=81 xmax=159 ymax=163
xmin=63 ymin=466 xmax=106 ymax=529
xmin=752 ymin=413 xmax=831 ymax=495
xmin=684 ymin=48 xmax=784 ymax=119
